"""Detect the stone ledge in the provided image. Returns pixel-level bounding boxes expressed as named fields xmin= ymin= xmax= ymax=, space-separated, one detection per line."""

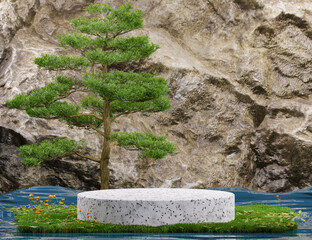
xmin=77 ymin=188 xmax=235 ymax=226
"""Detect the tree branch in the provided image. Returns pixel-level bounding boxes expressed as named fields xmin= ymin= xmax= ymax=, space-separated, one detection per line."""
xmin=46 ymin=113 xmax=104 ymax=121
xmin=74 ymin=152 xmax=100 ymax=163
xmin=45 ymin=152 xmax=100 ymax=163
xmin=96 ymin=33 xmax=103 ymax=39
xmin=124 ymin=147 xmax=141 ymax=151
xmin=46 ymin=153 xmax=73 ymax=161
xmin=110 ymin=98 xmax=160 ymax=122
xmin=56 ymin=89 xmax=90 ymax=101
xmin=110 ymin=110 xmax=138 ymax=122
xmin=75 ymin=123 xmax=105 ymax=136
xmin=53 ymin=68 xmax=85 ymax=72
xmin=113 ymin=30 xmax=131 ymax=38
xmin=131 ymin=97 xmax=155 ymax=103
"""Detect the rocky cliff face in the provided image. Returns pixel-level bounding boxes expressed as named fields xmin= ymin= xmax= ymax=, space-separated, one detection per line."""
xmin=1 ymin=0 xmax=312 ymax=194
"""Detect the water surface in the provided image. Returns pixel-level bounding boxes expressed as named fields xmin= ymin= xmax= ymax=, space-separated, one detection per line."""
xmin=0 ymin=186 xmax=311 ymax=239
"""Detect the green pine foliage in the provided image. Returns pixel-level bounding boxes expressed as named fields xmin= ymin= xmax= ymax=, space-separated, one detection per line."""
xmin=26 ymin=102 xmax=80 ymax=118
xmin=5 ymin=3 xmax=177 ymax=176
xmin=34 ymin=54 xmax=91 ymax=70
xmin=83 ymin=71 xmax=169 ymax=102
xmin=19 ymin=138 xmax=86 ymax=167
xmin=6 ymin=76 xmax=75 ymax=109
xmin=110 ymin=96 xmax=171 ymax=113
xmin=80 ymin=96 xmax=104 ymax=111
xmin=110 ymin=132 xmax=178 ymax=159
xmin=58 ymin=32 xmax=107 ymax=50
xmin=83 ymin=36 xmax=158 ymax=66
xmin=63 ymin=114 xmax=104 ymax=128
xmin=73 ymin=3 xmax=143 ymax=36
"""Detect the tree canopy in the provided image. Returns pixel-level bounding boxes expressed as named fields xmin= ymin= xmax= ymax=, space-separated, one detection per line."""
xmin=5 ymin=3 xmax=177 ymax=189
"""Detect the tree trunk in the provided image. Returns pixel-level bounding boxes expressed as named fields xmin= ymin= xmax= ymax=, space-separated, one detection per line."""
xmin=100 ymin=100 xmax=111 ymax=189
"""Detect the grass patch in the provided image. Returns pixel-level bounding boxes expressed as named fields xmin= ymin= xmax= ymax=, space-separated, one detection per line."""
xmin=11 ymin=204 xmax=298 ymax=233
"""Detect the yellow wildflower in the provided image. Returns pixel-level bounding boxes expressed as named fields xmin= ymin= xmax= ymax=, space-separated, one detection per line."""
xmin=29 ymin=194 xmax=33 ymax=197
xmin=49 ymin=195 xmax=53 ymax=198
xmin=59 ymin=202 xmax=64 ymax=205
xmin=40 ymin=200 xmax=43 ymax=203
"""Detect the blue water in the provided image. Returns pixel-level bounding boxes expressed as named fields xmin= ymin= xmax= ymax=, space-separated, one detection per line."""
xmin=0 ymin=186 xmax=311 ymax=240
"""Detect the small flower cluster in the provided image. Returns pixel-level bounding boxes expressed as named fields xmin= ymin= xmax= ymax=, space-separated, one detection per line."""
xmin=272 ymin=194 xmax=306 ymax=222
xmin=78 ymin=209 xmax=97 ymax=222
xmin=275 ymin=195 xmax=280 ymax=205
xmin=21 ymin=193 xmax=98 ymax=225
xmin=23 ymin=194 xmax=70 ymax=219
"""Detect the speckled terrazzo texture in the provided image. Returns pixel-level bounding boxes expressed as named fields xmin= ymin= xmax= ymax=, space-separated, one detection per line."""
xmin=77 ymin=188 xmax=235 ymax=226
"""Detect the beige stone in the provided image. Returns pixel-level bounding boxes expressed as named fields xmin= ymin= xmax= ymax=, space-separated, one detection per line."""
xmin=1 ymin=0 xmax=312 ymax=193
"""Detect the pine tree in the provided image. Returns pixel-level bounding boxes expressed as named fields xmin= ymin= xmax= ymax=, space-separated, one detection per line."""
xmin=5 ymin=3 xmax=177 ymax=189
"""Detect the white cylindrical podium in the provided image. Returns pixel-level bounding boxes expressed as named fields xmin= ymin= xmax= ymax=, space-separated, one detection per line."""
xmin=77 ymin=188 xmax=235 ymax=226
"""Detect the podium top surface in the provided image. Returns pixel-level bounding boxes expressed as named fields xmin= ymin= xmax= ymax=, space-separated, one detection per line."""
xmin=78 ymin=188 xmax=234 ymax=201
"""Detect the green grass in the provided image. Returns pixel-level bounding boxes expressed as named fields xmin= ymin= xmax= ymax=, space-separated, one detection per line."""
xmin=11 ymin=204 xmax=298 ymax=233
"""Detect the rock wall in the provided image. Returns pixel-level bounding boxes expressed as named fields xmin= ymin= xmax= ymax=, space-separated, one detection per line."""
xmin=1 ymin=0 xmax=312 ymax=193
